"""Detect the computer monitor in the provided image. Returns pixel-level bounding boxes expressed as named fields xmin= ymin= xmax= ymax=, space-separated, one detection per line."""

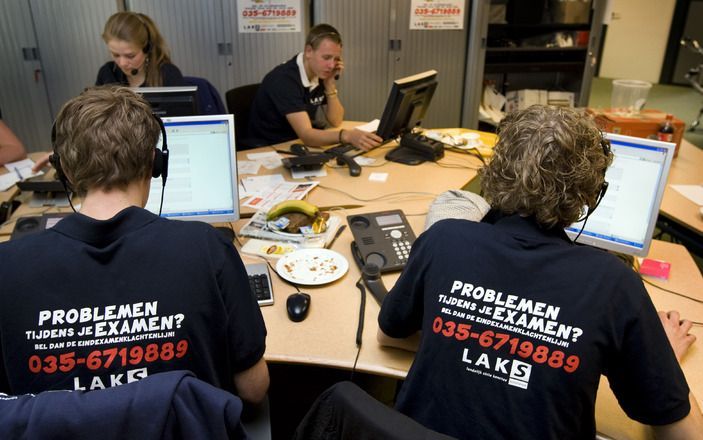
xmin=565 ymin=132 xmax=675 ymax=256
xmin=376 ymin=70 xmax=438 ymax=141
xmin=133 ymin=86 xmax=199 ymax=117
xmin=144 ymin=114 xmax=239 ymax=224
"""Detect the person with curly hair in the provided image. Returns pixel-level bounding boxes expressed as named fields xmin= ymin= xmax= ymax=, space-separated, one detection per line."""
xmin=377 ymin=105 xmax=702 ymax=439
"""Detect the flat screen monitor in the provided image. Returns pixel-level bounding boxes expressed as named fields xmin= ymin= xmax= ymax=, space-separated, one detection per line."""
xmin=376 ymin=70 xmax=438 ymax=141
xmin=144 ymin=114 xmax=239 ymax=223
xmin=565 ymin=132 xmax=675 ymax=256
xmin=133 ymin=86 xmax=198 ymax=117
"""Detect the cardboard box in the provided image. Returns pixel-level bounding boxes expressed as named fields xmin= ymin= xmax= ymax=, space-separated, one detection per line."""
xmin=592 ymin=109 xmax=685 ymax=157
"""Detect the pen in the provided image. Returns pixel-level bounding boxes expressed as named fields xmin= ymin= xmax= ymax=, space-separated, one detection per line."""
xmin=326 ymin=224 xmax=346 ymax=249
xmin=12 ymin=167 xmax=23 ymax=181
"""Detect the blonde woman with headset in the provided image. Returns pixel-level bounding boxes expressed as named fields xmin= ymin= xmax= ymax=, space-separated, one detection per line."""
xmin=96 ymin=11 xmax=185 ymax=87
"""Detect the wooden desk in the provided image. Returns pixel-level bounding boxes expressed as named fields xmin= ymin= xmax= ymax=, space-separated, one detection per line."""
xmin=658 ymin=139 xmax=703 ymax=255
xmin=237 ymin=126 xmax=493 ymax=216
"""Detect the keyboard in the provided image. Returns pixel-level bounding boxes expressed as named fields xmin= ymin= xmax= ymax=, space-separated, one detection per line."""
xmin=324 ymin=143 xmax=365 ymax=158
xmin=245 ymin=263 xmax=274 ymax=306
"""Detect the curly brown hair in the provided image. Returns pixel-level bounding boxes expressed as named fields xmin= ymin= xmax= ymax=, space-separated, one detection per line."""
xmin=480 ymin=105 xmax=613 ymax=229
xmin=53 ymin=86 xmax=160 ymax=196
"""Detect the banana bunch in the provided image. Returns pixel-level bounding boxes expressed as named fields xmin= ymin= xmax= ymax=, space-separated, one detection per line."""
xmin=266 ymin=200 xmax=328 ymax=234
xmin=266 ymin=200 xmax=319 ymax=220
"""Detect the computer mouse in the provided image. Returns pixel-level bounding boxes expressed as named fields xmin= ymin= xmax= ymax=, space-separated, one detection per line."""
xmin=286 ymin=292 xmax=311 ymax=322
xmin=290 ymin=143 xmax=310 ymax=156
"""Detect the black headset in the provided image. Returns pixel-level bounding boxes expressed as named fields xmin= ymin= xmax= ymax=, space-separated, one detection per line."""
xmin=135 ymin=13 xmax=152 ymax=54
xmin=572 ymin=137 xmax=611 ymax=242
xmin=50 ymin=113 xmax=169 ymax=212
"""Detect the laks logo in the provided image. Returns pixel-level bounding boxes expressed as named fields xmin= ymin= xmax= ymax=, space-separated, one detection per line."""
xmin=508 ymin=360 xmax=532 ymax=389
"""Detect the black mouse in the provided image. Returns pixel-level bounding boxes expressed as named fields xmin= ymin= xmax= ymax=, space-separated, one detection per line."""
xmin=286 ymin=292 xmax=311 ymax=322
xmin=290 ymin=143 xmax=310 ymax=156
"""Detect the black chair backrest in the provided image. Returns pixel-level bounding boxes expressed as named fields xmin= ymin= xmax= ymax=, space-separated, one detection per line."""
xmin=183 ymin=76 xmax=226 ymax=115
xmin=225 ymin=83 xmax=260 ymax=149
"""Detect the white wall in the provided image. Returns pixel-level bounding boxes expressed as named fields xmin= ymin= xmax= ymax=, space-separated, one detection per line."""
xmin=599 ymin=0 xmax=675 ymax=82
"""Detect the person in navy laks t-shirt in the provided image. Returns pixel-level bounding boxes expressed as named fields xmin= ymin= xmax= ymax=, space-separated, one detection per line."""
xmin=0 ymin=86 xmax=269 ymax=407
xmin=378 ymin=105 xmax=702 ymax=440
xmin=247 ymin=23 xmax=382 ymax=150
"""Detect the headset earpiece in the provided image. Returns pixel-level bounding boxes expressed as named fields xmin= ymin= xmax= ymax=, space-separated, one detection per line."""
xmin=152 ymin=114 xmax=169 ymax=186
xmin=50 ymin=122 xmax=70 ymax=189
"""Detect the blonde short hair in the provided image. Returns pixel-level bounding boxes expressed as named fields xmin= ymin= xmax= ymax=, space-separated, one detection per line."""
xmin=53 ymin=86 xmax=160 ymax=196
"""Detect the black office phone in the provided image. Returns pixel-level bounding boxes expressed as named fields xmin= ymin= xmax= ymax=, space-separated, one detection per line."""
xmin=346 ymin=209 xmax=416 ymax=273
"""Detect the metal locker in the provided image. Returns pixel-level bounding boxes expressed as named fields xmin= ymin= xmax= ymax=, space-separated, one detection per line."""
xmin=313 ymin=0 xmax=393 ymax=122
xmin=313 ymin=0 xmax=469 ymax=129
xmin=126 ymin=0 xmax=230 ymax=96
xmin=29 ymin=0 xmax=117 ymax=117
xmin=0 ymin=0 xmax=53 ymax=151
xmin=128 ymin=0 xmax=308 ymax=100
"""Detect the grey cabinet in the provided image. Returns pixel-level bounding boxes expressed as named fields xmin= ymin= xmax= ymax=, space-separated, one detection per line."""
xmin=0 ymin=0 xmax=116 ymax=151
xmin=129 ymin=0 xmax=309 ymax=102
xmin=313 ymin=0 xmax=469 ymax=129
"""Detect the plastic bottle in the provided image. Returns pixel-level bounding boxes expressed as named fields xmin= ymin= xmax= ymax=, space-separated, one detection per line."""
xmin=657 ymin=114 xmax=675 ymax=142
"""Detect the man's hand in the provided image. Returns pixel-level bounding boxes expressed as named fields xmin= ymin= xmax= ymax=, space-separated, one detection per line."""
xmin=658 ymin=310 xmax=696 ymax=362
xmin=342 ymin=128 xmax=383 ymax=151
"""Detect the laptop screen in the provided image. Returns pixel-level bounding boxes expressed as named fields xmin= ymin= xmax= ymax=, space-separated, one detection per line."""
xmin=565 ymin=132 xmax=674 ymax=256
xmin=144 ymin=114 xmax=239 ymax=224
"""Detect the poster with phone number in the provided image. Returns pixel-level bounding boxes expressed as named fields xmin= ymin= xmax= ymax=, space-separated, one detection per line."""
xmin=237 ymin=0 xmax=302 ymax=33
xmin=410 ymin=0 xmax=465 ymax=30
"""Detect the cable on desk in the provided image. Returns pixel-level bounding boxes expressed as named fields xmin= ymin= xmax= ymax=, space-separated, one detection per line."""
xmin=350 ymin=276 xmax=366 ymax=382
xmin=639 ymin=276 xmax=703 ymax=305
xmin=446 ymin=146 xmax=487 ymax=165
xmin=315 ymin=184 xmax=436 ymax=203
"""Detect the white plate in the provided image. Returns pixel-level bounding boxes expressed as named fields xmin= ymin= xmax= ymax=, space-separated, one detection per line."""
xmin=276 ymin=249 xmax=349 ymax=285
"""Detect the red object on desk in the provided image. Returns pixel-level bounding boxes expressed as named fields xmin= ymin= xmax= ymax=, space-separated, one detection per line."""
xmin=639 ymin=258 xmax=672 ymax=280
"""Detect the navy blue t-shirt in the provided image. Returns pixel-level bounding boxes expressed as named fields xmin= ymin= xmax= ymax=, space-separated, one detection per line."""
xmin=0 ymin=207 xmax=266 ymax=395
xmin=96 ymin=61 xmax=185 ymax=87
xmin=248 ymin=55 xmax=327 ymax=147
xmin=378 ymin=215 xmax=690 ymax=440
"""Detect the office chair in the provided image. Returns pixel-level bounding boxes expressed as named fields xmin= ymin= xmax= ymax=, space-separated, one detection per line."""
xmin=226 ymin=83 xmax=260 ymax=149
xmin=183 ymin=76 xmax=226 ymax=115
xmin=293 ymin=381 xmax=456 ymax=440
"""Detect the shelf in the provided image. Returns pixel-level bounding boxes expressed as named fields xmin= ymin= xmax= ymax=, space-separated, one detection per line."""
xmin=488 ymin=23 xmax=591 ymax=32
xmin=486 ymin=46 xmax=587 ymax=52
xmin=484 ymin=61 xmax=585 ymax=74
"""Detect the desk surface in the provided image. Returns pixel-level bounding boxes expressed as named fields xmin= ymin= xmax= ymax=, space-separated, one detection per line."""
xmin=660 ymin=139 xmax=703 ymax=234
xmin=2 ymin=131 xmax=701 ymax=439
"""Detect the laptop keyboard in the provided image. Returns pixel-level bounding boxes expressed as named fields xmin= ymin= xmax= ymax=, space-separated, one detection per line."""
xmin=245 ymin=263 xmax=274 ymax=306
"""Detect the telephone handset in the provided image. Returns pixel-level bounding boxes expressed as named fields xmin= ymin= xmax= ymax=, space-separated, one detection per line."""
xmin=347 ymin=209 xmax=416 ymax=273
xmin=347 ymin=210 xmax=415 ymax=305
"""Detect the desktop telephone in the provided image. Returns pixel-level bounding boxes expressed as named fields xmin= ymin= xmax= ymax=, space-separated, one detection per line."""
xmin=347 ymin=209 xmax=416 ymax=305
xmin=347 ymin=209 xmax=416 ymax=273
xmin=385 ymin=132 xmax=444 ymax=165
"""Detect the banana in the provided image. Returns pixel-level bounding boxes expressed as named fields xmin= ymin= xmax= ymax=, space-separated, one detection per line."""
xmin=266 ymin=199 xmax=319 ymax=220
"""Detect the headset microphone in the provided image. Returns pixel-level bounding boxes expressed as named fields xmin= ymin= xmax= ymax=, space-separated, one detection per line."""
xmin=131 ymin=68 xmax=139 ymax=76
